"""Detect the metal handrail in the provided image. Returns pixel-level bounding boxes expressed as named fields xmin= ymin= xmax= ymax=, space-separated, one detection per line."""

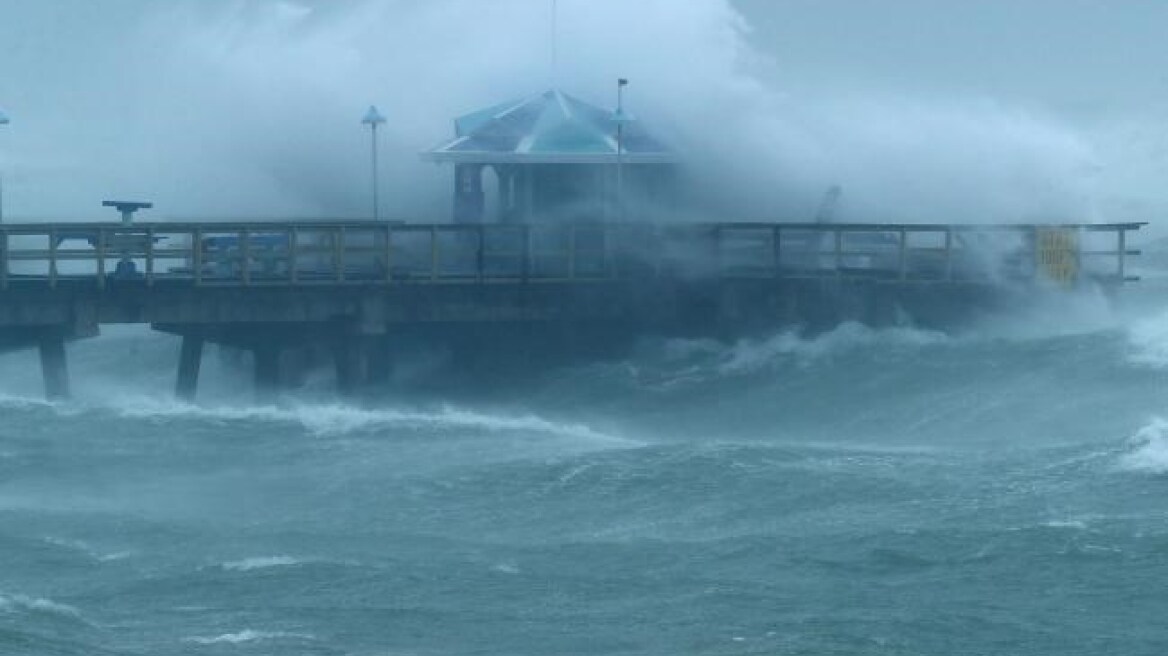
xmin=0 ymin=220 xmax=1144 ymax=290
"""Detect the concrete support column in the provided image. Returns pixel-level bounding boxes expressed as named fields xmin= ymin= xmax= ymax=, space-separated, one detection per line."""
xmin=175 ymin=333 xmax=205 ymax=402
xmin=38 ymin=332 xmax=70 ymax=401
xmin=334 ymin=336 xmax=370 ymax=396
xmin=866 ymin=285 xmax=899 ymax=328
xmin=253 ymin=344 xmax=282 ymax=403
xmin=366 ymin=337 xmax=392 ymax=386
xmin=780 ymin=284 xmax=798 ymax=328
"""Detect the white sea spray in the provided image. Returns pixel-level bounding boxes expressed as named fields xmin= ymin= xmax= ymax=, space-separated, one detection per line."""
xmin=1118 ymin=418 xmax=1168 ymax=473
xmin=108 ymin=399 xmax=633 ymax=444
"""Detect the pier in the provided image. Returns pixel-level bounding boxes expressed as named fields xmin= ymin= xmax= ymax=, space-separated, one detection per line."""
xmin=0 ymin=219 xmax=1143 ymax=400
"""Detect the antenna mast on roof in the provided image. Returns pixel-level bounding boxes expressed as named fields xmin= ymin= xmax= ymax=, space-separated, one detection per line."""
xmin=551 ymin=0 xmax=559 ymax=83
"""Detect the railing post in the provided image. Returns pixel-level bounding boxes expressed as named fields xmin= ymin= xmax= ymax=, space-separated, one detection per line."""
xmin=773 ymin=225 xmax=782 ymax=278
xmin=0 ymin=230 xmax=8 ymax=290
xmin=384 ymin=224 xmax=393 ymax=284
xmin=944 ymin=228 xmax=953 ymax=281
xmin=1118 ymin=229 xmax=1127 ymax=281
xmin=337 ymin=226 xmax=347 ymax=283
xmin=1075 ymin=225 xmax=1084 ymax=287
xmin=711 ymin=225 xmax=722 ymax=278
xmin=49 ymin=228 xmax=58 ymax=288
xmin=834 ymin=229 xmax=843 ymax=277
xmin=146 ymin=226 xmax=155 ymax=286
xmin=1031 ymin=226 xmax=1041 ymax=281
xmin=193 ymin=228 xmax=203 ymax=286
xmin=430 ymin=225 xmax=439 ymax=282
xmin=898 ymin=229 xmax=908 ymax=281
xmin=288 ymin=227 xmax=298 ymax=284
xmin=326 ymin=227 xmax=338 ymax=282
xmin=239 ymin=229 xmax=251 ymax=286
xmin=95 ymin=229 xmax=106 ymax=290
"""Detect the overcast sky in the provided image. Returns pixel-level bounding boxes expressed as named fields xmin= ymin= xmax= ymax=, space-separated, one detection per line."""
xmin=736 ymin=0 xmax=1168 ymax=119
xmin=0 ymin=0 xmax=1164 ymax=229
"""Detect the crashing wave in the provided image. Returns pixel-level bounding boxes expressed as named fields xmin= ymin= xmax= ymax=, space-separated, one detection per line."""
xmin=1127 ymin=309 xmax=1168 ymax=368
xmin=1118 ymin=417 xmax=1168 ymax=473
xmin=110 ymin=400 xmax=631 ymax=443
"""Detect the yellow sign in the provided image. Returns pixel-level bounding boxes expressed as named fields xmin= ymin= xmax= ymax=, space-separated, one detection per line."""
xmin=1036 ymin=228 xmax=1080 ymax=286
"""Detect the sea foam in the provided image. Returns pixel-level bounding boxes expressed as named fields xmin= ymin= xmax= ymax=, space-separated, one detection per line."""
xmin=0 ymin=384 xmax=631 ymax=446
xmin=1118 ymin=418 xmax=1168 ymax=473
xmin=104 ymin=398 xmax=631 ymax=444
xmin=0 ymin=592 xmax=82 ymax=619
xmin=184 ymin=630 xmax=312 ymax=644
xmin=221 ymin=556 xmax=301 ymax=571
xmin=43 ymin=537 xmax=133 ymax=562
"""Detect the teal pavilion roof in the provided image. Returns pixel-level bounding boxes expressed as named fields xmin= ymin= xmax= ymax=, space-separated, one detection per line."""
xmin=424 ymin=89 xmax=676 ymax=165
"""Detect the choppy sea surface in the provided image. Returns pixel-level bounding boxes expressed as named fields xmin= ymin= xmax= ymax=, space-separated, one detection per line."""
xmin=4 ymin=275 xmax=1168 ymax=654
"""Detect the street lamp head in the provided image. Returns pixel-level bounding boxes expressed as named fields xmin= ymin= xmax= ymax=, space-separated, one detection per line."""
xmin=0 ymin=109 xmax=9 ymax=225
xmin=362 ymin=105 xmax=386 ymax=127
xmin=618 ymin=78 xmax=628 ymax=87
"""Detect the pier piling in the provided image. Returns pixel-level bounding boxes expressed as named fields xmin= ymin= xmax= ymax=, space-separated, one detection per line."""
xmin=253 ymin=344 xmax=282 ymax=403
xmin=334 ymin=336 xmax=370 ymax=396
xmin=175 ymin=333 xmax=204 ymax=402
xmin=37 ymin=332 xmax=70 ymax=401
xmin=367 ymin=337 xmax=392 ymax=386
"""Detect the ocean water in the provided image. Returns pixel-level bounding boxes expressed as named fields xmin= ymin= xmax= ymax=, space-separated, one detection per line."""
xmin=3 ymin=281 xmax=1168 ymax=654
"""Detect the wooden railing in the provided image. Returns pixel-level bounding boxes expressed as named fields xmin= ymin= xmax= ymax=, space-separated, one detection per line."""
xmin=0 ymin=221 xmax=1144 ymax=290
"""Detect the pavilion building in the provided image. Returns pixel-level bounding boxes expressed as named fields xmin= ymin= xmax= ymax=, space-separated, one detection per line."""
xmin=424 ymin=89 xmax=678 ymax=223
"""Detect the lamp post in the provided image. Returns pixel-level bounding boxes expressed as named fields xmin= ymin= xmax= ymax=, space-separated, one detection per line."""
xmin=0 ymin=109 xmax=9 ymax=223
xmin=362 ymin=105 xmax=387 ymax=221
xmin=613 ymin=79 xmax=631 ymax=221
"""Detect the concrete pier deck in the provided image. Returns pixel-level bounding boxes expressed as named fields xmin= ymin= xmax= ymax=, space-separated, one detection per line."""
xmin=0 ymin=220 xmax=1143 ymax=399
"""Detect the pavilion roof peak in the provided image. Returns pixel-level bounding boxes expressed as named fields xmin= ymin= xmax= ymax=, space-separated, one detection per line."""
xmin=425 ymin=88 xmax=676 ymax=166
